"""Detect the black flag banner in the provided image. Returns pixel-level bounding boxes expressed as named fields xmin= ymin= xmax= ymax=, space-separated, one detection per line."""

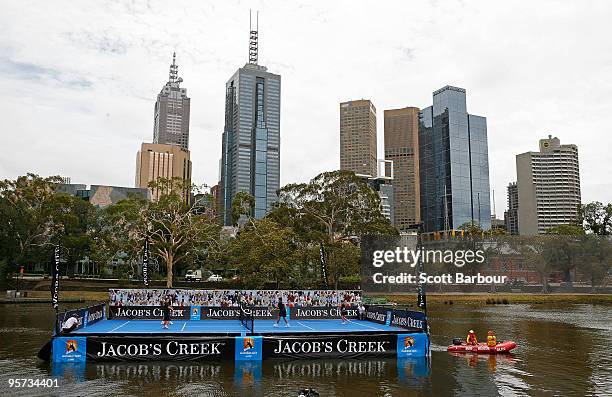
xmin=51 ymin=245 xmax=61 ymax=309
xmin=319 ymin=242 xmax=329 ymax=289
xmin=416 ymin=235 xmax=427 ymax=312
xmin=142 ymin=237 xmax=149 ymax=288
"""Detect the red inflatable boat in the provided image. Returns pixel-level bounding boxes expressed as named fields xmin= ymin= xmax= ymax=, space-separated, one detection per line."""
xmin=447 ymin=341 xmax=517 ymax=354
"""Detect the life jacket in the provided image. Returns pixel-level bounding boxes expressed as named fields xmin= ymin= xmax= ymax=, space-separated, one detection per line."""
xmin=466 ymin=334 xmax=477 ymax=345
xmin=487 ymin=335 xmax=497 ymax=347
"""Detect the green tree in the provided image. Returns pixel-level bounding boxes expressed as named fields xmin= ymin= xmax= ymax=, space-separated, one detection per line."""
xmin=0 ymin=174 xmax=64 ymax=267
xmin=541 ymin=235 xmax=582 ymax=283
xmin=578 ymin=202 xmax=612 ymax=236
xmin=92 ymin=194 xmax=148 ymax=276
xmin=516 ymin=236 xmax=553 ymax=293
xmin=100 ymin=177 xmax=221 ymax=287
xmin=325 ymin=241 xmax=360 ymax=289
xmin=50 ymin=193 xmax=97 ymax=275
xmin=546 ymin=224 xmax=585 ymax=236
xmin=274 ymin=170 xmax=397 ymax=243
xmin=578 ymin=236 xmax=612 ymax=291
xmin=231 ymin=192 xmax=255 ymax=227
xmin=458 ymin=221 xmax=484 ymax=236
xmin=230 ymin=218 xmax=297 ymax=288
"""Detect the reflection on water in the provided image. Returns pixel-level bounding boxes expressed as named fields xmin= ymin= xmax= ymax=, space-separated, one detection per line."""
xmin=0 ymin=303 xmax=610 ymax=396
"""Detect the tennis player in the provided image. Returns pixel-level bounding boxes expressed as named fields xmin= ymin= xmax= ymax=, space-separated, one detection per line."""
xmin=162 ymin=299 xmax=171 ymax=329
xmin=340 ymin=302 xmax=348 ymax=324
xmin=274 ymin=298 xmax=289 ymax=327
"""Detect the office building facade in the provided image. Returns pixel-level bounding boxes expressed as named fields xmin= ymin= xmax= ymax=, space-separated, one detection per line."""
xmin=153 ymin=53 xmax=191 ymax=150
xmin=340 ymin=100 xmax=377 ymax=177
xmin=384 ymin=107 xmax=421 ymax=230
xmin=219 ymin=31 xmax=281 ymax=225
xmin=135 ymin=142 xmax=192 ymax=201
xmin=419 ymin=86 xmax=492 ymax=232
xmin=505 ymin=182 xmax=519 ymax=235
xmin=516 ymin=136 xmax=581 ymax=235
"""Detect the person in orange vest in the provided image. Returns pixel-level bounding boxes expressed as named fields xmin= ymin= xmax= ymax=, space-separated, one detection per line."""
xmin=487 ymin=330 xmax=497 ymax=347
xmin=466 ymin=330 xmax=478 ymax=345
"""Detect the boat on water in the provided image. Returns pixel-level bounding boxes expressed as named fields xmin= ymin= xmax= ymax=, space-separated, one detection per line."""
xmin=447 ymin=340 xmax=517 ymax=354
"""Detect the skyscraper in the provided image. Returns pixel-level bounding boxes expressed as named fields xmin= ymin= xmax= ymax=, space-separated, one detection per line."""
xmin=384 ymin=107 xmax=421 ymax=230
xmin=220 ymin=14 xmax=281 ymax=225
xmin=340 ymin=99 xmax=377 ymax=177
xmin=153 ymin=53 xmax=191 ymax=150
xmin=505 ymin=182 xmax=519 ymax=235
xmin=135 ymin=143 xmax=192 ymax=201
xmin=419 ymin=86 xmax=491 ymax=232
xmin=516 ymin=136 xmax=581 ymax=235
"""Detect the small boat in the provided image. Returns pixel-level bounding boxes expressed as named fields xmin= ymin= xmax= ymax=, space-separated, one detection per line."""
xmin=447 ymin=339 xmax=517 ymax=354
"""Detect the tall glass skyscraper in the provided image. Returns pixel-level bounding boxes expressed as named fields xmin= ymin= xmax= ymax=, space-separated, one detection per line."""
xmin=419 ymin=86 xmax=491 ymax=232
xmin=220 ymin=24 xmax=280 ymax=225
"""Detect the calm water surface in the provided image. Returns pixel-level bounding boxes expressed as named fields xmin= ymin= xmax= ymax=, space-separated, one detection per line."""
xmin=0 ymin=302 xmax=610 ymax=396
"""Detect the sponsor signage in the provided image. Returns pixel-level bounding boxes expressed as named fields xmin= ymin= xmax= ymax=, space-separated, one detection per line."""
xmin=57 ymin=303 xmax=107 ymax=331
xmin=52 ymin=332 xmax=430 ymax=362
xmin=396 ymin=333 xmax=428 ymax=358
xmin=87 ymin=336 xmax=232 ymax=361
xmin=365 ymin=306 xmax=391 ymax=325
xmin=289 ymin=306 xmax=358 ymax=320
xmin=319 ymin=242 xmax=329 ymax=289
xmin=52 ymin=336 xmax=87 ymax=363
xmin=200 ymin=306 xmax=275 ymax=320
xmin=109 ymin=306 xmax=190 ymax=320
xmin=364 ymin=306 xmax=426 ymax=331
xmin=58 ymin=308 xmax=85 ymax=331
xmin=390 ymin=309 xmax=426 ymax=331
xmin=190 ymin=306 xmax=201 ymax=320
xmin=235 ymin=336 xmax=263 ymax=361
xmin=142 ymin=238 xmax=149 ymax=288
xmin=84 ymin=303 xmax=106 ymax=327
xmin=263 ymin=334 xmax=398 ymax=359
xmin=51 ymin=245 xmax=61 ymax=310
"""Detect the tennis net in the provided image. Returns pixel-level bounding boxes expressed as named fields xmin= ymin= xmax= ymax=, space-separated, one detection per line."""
xmin=239 ymin=306 xmax=254 ymax=334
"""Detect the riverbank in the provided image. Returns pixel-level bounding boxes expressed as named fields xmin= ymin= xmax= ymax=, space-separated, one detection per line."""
xmin=385 ymin=293 xmax=612 ymax=305
xmin=16 ymin=290 xmax=612 ymax=305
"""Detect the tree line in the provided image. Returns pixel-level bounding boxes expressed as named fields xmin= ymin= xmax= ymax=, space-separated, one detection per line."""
xmin=1 ymin=172 xmax=610 ymax=291
xmin=0 ymin=171 xmax=396 ymax=289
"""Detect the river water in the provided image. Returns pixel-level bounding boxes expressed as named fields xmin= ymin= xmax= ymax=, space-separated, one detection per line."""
xmin=0 ymin=302 xmax=610 ymax=396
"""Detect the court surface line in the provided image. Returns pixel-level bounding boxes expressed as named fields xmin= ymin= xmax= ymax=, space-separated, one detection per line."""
xmin=109 ymin=321 xmax=130 ymax=333
xmin=296 ymin=321 xmax=315 ymax=330
xmin=348 ymin=320 xmax=386 ymax=331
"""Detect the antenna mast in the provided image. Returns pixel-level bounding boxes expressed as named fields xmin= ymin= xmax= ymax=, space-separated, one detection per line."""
xmin=249 ymin=10 xmax=259 ymax=64
xmin=169 ymin=52 xmax=178 ymax=84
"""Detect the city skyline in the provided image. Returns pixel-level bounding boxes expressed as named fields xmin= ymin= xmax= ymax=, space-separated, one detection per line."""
xmin=1 ymin=1 xmax=611 ymax=215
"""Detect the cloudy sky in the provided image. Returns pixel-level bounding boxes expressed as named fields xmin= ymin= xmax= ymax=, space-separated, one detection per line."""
xmin=1 ymin=0 xmax=611 ymax=213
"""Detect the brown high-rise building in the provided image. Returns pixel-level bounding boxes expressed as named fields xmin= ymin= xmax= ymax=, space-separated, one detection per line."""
xmin=135 ymin=142 xmax=192 ymax=201
xmin=384 ymin=107 xmax=420 ymax=230
xmin=340 ymin=100 xmax=377 ymax=177
xmin=153 ymin=53 xmax=191 ymax=150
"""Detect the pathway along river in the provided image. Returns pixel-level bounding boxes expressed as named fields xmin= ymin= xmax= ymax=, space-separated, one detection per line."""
xmin=0 ymin=302 xmax=610 ymax=396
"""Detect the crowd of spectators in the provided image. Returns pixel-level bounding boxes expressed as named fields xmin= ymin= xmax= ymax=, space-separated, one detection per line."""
xmin=109 ymin=289 xmax=362 ymax=308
